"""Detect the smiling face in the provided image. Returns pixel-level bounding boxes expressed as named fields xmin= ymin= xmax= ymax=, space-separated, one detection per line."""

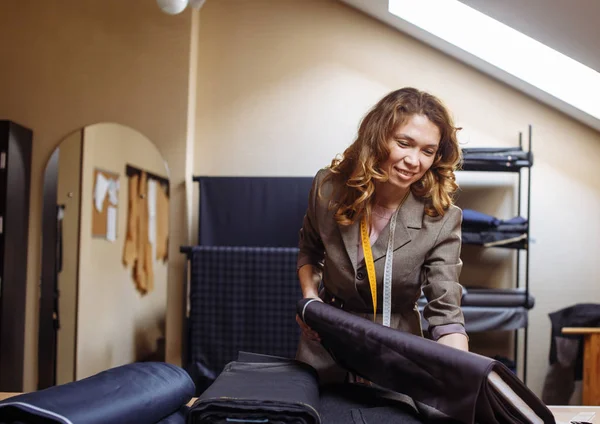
xmin=380 ymin=114 xmax=441 ymax=194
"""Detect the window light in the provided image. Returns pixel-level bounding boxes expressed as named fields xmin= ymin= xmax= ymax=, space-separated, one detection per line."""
xmin=388 ymin=0 xmax=600 ymax=120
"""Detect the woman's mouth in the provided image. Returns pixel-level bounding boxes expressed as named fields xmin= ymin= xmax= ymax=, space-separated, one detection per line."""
xmin=395 ymin=167 xmax=415 ymax=178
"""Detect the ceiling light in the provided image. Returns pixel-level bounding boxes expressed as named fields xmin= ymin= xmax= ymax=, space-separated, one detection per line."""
xmin=157 ymin=0 xmax=189 ymax=15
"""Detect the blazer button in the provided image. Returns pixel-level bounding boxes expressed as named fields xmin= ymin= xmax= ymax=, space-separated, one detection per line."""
xmin=356 ymin=270 xmax=365 ymax=280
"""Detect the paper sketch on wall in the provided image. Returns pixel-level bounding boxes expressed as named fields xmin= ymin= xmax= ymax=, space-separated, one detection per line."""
xmin=122 ymin=165 xmax=170 ymax=296
xmin=92 ymin=169 xmax=119 ymax=241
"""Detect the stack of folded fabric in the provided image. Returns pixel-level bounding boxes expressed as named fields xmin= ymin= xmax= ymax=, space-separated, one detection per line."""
xmin=188 ymin=351 xmax=321 ymax=424
xmin=461 ymin=147 xmax=533 ymax=171
xmin=0 ymin=362 xmax=196 ymax=424
xmin=462 ymin=209 xmax=528 ymax=248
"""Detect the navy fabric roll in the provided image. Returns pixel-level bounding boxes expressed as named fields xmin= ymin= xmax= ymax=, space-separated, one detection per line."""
xmin=187 ymin=353 xmax=320 ymax=424
xmin=298 ymin=299 xmax=555 ymax=424
xmin=0 ymin=362 xmax=195 ymax=424
xmin=157 ymin=406 xmax=189 ymax=424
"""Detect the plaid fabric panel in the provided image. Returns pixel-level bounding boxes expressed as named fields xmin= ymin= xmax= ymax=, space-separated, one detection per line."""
xmin=189 ymin=246 xmax=302 ymax=378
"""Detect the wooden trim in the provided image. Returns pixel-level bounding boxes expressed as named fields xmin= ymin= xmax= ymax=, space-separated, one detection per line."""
xmin=562 ymin=327 xmax=600 ymax=335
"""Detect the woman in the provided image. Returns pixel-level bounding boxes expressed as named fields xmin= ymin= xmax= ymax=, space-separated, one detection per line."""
xmin=296 ymin=87 xmax=468 ymax=383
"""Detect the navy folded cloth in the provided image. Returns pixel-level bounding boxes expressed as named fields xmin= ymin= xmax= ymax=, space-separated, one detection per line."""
xmin=187 ymin=352 xmax=321 ymax=424
xmin=0 ymin=362 xmax=196 ymax=424
xmin=297 ymin=299 xmax=555 ymax=424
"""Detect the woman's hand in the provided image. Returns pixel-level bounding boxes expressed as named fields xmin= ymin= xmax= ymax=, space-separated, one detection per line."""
xmin=296 ymin=297 xmax=323 ymax=342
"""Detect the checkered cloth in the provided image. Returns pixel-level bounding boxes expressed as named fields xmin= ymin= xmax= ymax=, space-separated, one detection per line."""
xmin=188 ymin=246 xmax=302 ymax=386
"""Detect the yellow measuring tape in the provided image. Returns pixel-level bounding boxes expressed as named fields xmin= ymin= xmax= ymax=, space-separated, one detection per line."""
xmin=360 ymin=192 xmax=409 ymax=323
xmin=360 ymin=215 xmax=378 ymax=322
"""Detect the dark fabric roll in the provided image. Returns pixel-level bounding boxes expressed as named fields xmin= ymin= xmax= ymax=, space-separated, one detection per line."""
xmin=187 ymin=353 xmax=320 ymax=424
xmin=157 ymin=406 xmax=189 ymax=424
xmin=419 ymin=288 xmax=535 ymax=309
xmin=297 ymin=299 xmax=555 ymax=424
xmin=0 ymin=362 xmax=195 ymax=424
xmin=461 ymin=288 xmax=535 ymax=309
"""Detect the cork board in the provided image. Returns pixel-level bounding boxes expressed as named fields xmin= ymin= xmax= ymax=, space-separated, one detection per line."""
xmin=92 ymin=168 xmax=120 ymax=240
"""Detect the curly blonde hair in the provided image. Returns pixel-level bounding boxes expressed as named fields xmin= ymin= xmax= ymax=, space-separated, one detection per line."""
xmin=321 ymin=87 xmax=462 ymax=226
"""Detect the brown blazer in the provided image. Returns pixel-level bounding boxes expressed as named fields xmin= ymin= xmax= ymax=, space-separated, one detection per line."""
xmin=297 ymin=168 xmax=465 ymax=337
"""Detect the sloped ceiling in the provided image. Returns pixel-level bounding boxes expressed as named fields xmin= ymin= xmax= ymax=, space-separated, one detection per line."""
xmin=458 ymin=0 xmax=600 ymax=74
xmin=337 ymin=0 xmax=600 ymax=132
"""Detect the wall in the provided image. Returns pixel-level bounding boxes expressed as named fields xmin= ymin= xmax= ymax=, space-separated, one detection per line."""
xmin=194 ymin=0 xmax=600 ymax=398
xmin=55 ymin=130 xmax=82 ymax=385
xmin=0 ymin=0 xmax=194 ymax=390
xmin=76 ymin=122 xmax=168 ymax=379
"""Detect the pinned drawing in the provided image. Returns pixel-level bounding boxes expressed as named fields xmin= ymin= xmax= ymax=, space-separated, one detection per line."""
xmin=92 ymin=168 xmax=120 ymax=240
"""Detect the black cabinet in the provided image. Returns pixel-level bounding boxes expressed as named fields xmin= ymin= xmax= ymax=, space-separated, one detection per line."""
xmin=0 ymin=120 xmax=32 ymax=391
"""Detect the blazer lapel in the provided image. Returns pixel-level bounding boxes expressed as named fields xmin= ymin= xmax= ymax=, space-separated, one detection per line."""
xmin=338 ymin=220 xmax=359 ymax=273
xmin=371 ymin=192 xmax=424 ymax=262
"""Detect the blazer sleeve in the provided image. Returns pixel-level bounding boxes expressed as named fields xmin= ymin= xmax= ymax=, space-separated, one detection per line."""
xmin=297 ymin=170 xmax=326 ymax=270
xmin=421 ymin=206 xmax=467 ymax=339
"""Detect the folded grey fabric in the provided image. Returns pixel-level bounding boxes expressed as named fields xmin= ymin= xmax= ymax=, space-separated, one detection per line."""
xmin=187 ymin=352 xmax=321 ymax=424
xmin=298 ymin=299 xmax=555 ymax=424
xmin=0 ymin=362 xmax=195 ymax=424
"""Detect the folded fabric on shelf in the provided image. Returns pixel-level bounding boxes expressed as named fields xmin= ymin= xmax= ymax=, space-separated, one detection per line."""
xmin=297 ymin=299 xmax=555 ymax=424
xmin=462 ymin=209 xmax=528 ymax=232
xmin=460 ymin=147 xmax=533 ymax=171
xmin=187 ymin=352 xmax=321 ymax=424
xmin=0 ymin=362 xmax=196 ymax=424
xmin=462 ymin=231 xmax=527 ymax=248
xmin=419 ymin=287 xmax=535 ymax=309
xmin=461 ymin=287 xmax=534 ymax=309
xmin=461 ymin=210 xmax=528 ymax=248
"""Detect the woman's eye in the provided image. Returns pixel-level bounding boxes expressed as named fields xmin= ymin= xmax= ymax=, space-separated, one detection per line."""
xmin=397 ymin=140 xmax=409 ymax=147
xmin=424 ymin=150 xmax=435 ymax=156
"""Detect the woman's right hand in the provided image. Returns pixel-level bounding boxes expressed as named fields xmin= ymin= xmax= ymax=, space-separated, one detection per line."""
xmin=296 ymin=297 xmax=323 ymax=342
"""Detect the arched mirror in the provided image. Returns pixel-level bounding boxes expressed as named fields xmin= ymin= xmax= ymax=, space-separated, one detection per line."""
xmin=38 ymin=123 xmax=170 ymax=388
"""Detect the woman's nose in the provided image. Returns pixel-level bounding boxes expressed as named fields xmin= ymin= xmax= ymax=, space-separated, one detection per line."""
xmin=404 ymin=152 xmax=418 ymax=166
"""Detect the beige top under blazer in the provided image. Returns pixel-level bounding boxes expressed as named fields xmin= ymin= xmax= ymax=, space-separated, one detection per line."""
xmin=297 ymin=168 xmax=465 ymax=338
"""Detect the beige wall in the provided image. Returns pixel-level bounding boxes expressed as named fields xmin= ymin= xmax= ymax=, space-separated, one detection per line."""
xmin=194 ymin=0 xmax=600 ymax=398
xmin=0 ymin=0 xmax=194 ymax=390
xmin=55 ymin=130 xmax=83 ymax=385
xmin=76 ymin=122 xmax=169 ymax=379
